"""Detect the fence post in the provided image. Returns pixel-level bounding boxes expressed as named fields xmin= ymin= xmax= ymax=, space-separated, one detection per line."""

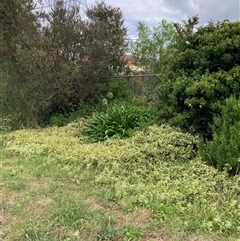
xmin=131 ymin=77 xmax=134 ymax=96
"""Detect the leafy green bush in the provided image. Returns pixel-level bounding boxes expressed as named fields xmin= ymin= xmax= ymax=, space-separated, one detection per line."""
xmin=48 ymin=113 xmax=69 ymax=127
xmin=108 ymin=79 xmax=132 ymax=99
xmin=157 ymin=64 xmax=240 ymax=139
xmin=82 ymin=104 xmax=157 ymax=142
xmin=199 ymin=96 xmax=240 ymax=175
xmin=156 ymin=19 xmax=240 ymax=139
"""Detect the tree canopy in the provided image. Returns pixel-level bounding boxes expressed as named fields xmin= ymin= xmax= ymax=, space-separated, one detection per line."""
xmin=131 ymin=19 xmax=177 ymax=73
xmin=0 ymin=0 xmax=127 ymax=128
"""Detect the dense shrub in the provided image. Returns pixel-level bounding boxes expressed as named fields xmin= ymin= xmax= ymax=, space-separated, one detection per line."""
xmin=158 ymin=66 xmax=240 ymax=138
xmin=82 ymin=104 xmax=158 ymax=142
xmin=156 ymin=19 xmax=240 ymax=139
xmin=108 ymin=79 xmax=132 ymax=99
xmin=199 ymin=96 xmax=240 ymax=175
xmin=1 ymin=1 xmax=127 ymax=129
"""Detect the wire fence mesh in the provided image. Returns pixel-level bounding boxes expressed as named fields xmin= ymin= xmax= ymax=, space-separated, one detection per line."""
xmin=104 ymin=74 xmax=159 ymax=98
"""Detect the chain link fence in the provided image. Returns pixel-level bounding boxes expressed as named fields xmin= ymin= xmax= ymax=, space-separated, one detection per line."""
xmin=105 ymin=74 xmax=159 ymax=99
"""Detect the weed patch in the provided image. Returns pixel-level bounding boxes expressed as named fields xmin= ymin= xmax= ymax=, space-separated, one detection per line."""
xmin=1 ymin=124 xmax=240 ymax=240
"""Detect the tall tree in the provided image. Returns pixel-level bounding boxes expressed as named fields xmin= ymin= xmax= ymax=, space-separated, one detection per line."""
xmin=0 ymin=0 xmax=42 ymax=127
xmin=78 ymin=0 xmax=127 ymax=97
xmin=131 ymin=19 xmax=177 ymax=73
xmin=36 ymin=0 xmax=83 ymax=115
xmin=0 ymin=0 xmax=128 ymax=129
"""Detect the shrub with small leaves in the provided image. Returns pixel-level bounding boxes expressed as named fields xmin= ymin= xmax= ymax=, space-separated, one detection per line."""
xmin=108 ymin=79 xmax=132 ymax=99
xmin=82 ymin=104 xmax=157 ymax=142
xmin=199 ymin=96 xmax=240 ymax=175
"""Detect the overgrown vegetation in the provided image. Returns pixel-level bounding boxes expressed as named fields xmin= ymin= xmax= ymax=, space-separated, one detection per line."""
xmin=0 ymin=0 xmax=127 ymax=128
xmin=1 ymin=123 xmax=239 ymax=240
xmin=82 ymin=104 xmax=158 ymax=142
xmin=155 ymin=18 xmax=240 ymax=139
xmin=199 ymin=96 xmax=240 ymax=175
xmin=131 ymin=17 xmax=240 ymax=140
xmin=1 ymin=0 xmax=240 ymax=239
xmin=131 ymin=16 xmax=240 ymax=175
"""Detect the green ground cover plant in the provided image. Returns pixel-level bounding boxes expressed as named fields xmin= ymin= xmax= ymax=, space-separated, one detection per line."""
xmin=1 ymin=122 xmax=240 ymax=240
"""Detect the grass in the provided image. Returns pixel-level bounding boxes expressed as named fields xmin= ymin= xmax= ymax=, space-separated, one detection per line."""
xmin=0 ymin=123 xmax=240 ymax=241
xmin=0 ymin=146 xmax=149 ymax=241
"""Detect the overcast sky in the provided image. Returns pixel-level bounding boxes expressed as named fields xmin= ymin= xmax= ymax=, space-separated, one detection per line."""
xmin=97 ymin=0 xmax=240 ymax=37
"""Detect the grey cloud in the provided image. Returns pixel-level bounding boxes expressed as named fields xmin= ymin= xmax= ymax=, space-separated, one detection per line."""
xmin=92 ymin=0 xmax=239 ymax=36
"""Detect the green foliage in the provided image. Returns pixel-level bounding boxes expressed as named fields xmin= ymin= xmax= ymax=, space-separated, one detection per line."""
xmin=53 ymin=201 xmax=87 ymax=229
xmin=3 ymin=124 xmax=240 ymax=239
xmin=4 ymin=124 xmax=198 ymax=168
xmin=82 ymin=104 xmax=157 ymax=142
xmin=94 ymin=214 xmax=119 ymax=240
xmin=90 ymin=78 xmax=132 ymax=110
xmin=156 ymin=18 xmax=240 ymax=138
xmin=199 ymin=96 xmax=240 ymax=175
xmin=48 ymin=114 xmax=69 ymax=127
xmin=1 ymin=0 xmax=82 ymax=128
xmin=123 ymin=225 xmax=144 ymax=241
xmin=108 ymin=79 xmax=132 ymax=99
xmin=23 ymin=228 xmax=54 ymax=241
xmin=0 ymin=0 xmax=127 ymax=129
xmin=41 ymin=101 xmax=96 ymax=127
xmin=131 ymin=19 xmax=177 ymax=73
xmin=158 ymin=66 xmax=240 ymax=138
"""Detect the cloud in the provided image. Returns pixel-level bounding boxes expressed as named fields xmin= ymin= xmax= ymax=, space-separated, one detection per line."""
xmin=101 ymin=0 xmax=239 ymax=36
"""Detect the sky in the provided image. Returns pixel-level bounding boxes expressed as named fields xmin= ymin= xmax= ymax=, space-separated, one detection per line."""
xmin=37 ymin=0 xmax=240 ymax=37
xmin=99 ymin=0 xmax=240 ymax=37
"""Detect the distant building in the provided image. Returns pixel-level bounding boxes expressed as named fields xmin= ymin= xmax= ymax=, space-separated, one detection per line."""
xmin=122 ymin=54 xmax=145 ymax=73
